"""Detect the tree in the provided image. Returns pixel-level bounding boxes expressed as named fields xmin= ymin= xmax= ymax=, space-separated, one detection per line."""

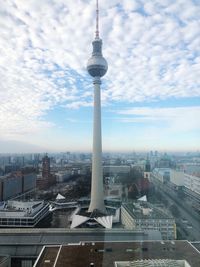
xmin=128 ymin=184 xmax=139 ymax=199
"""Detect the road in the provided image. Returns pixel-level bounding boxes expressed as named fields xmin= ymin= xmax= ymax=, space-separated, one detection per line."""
xmin=153 ymin=179 xmax=200 ymax=241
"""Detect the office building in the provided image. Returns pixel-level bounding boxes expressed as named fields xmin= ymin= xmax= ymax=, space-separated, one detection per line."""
xmin=0 ymin=200 xmax=49 ymax=227
xmin=184 ymin=173 xmax=200 ymax=199
xmin=0 ymin=171 xmax=36 ymax=201
xmin=151 ymin=168 xmax=170 ymax=183
xmin=121 ymin=202 xmax=176 ymax=240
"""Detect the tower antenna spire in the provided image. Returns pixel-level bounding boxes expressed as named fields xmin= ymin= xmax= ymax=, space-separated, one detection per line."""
xmin=95 ymin=0 xmax=99 ymax=38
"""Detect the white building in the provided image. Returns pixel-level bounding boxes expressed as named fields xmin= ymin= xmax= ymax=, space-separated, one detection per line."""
xmin=170 ymin=169 xmax=184 ymax=187
xmin=121 ymin=202 xmax=176 ymax=240
xmin=152 ymin=168 xmax=184 ymax=187
xmin=184 ymin=173 xmax=200 ymax=196
xmin=151 ymin=168 xmax=170 ymax=183
xmin=0 ymin=200 xmax=49 ymax=227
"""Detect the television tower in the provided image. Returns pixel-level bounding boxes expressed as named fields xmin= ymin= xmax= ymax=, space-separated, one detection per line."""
xmin=87 ymin=0 xmax=108 ymax=214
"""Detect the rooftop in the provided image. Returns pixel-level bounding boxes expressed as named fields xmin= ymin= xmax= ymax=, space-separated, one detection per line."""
xmin=34 ymin=240 xmax=200 ymax=267
xmin=0 ymin=171 xmax=22 ymax=180
xmin=115 ymin=259 xmax=190 ymax=267
xmin=0 ymin=200 xmax=47 ymax=217
xmin=123 ymin=202 xmax=173 ymax=220
xmin=77 ymin=207 xmax=116 ymax=217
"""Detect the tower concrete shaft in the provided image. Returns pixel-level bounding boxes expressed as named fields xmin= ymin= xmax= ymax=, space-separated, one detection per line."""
xmin=88 ymin=77 xmax=106 ymax=213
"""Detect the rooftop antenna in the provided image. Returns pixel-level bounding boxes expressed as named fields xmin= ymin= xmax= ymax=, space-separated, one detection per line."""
xmin=95 ymin=0 xmax=99 ymax=38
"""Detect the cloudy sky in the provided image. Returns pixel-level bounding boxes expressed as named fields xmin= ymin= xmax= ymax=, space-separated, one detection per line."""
xmin=0 ymin=0 xmax=200 ymax=153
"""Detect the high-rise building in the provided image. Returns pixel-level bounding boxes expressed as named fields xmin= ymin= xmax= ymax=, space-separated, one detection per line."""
xmin=0 ymin=170 xmax=36 ymax=201
xmin=42 ymin=154 xmax=50 ymax=179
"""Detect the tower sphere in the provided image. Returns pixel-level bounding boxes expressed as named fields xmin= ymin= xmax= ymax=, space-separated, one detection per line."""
xmin=87 ymin=38 xmax=108 ymax=78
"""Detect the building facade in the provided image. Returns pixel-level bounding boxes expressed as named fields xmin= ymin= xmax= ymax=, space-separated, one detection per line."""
xmin=0 ymin=200 xmax=49 ymax=227
xmin=0 ymin=171 xmax=36 ymax=201
xmin=42 ymin=155 xmax=50 ymax=179
xmin=121 ymin=202 xmax=176 ymax=240
xmin=151 ymin=168 xmax=170 ymax=183
xmin=184 ymin=173 xmax=200 ymax=197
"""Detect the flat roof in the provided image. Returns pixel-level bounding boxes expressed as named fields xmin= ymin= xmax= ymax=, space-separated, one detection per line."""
xmin=123 ymin=203 xmax=173 ymax=220
xmin=115 ymin=259 xmax=189 ymax=267
xmin=34 ymin=241 xmax=200 ymax=267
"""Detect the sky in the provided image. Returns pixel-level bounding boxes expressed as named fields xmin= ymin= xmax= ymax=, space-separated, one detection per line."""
xmin=0 ymin=0 xmax=200 ymax=153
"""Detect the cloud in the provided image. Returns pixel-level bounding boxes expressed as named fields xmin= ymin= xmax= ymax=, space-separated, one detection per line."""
xmin=117 ymin=106 xmax=200 ymax=132
xmin=0 ymin=0 xmax=200 ymax=141
xmin=65 ymin=101 xmax=92 ymax=110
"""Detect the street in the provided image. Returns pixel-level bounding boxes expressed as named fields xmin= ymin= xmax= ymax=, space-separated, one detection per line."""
xmin=153 ymin=179 xmax=200 ymax=241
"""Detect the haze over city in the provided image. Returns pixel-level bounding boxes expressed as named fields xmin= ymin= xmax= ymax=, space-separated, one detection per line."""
xmin=0 ymin=0 xmax=200 ymax=153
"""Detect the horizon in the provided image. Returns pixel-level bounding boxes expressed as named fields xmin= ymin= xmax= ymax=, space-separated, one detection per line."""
xmin=0 ymin=0 xmax=200 ymax=153
xmin=0 ymin=147 xmax=199 ymax=155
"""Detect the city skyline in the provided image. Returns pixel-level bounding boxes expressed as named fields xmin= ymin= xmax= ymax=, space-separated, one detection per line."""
xmin=0 ymin=0 xmax=200 ymax=153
